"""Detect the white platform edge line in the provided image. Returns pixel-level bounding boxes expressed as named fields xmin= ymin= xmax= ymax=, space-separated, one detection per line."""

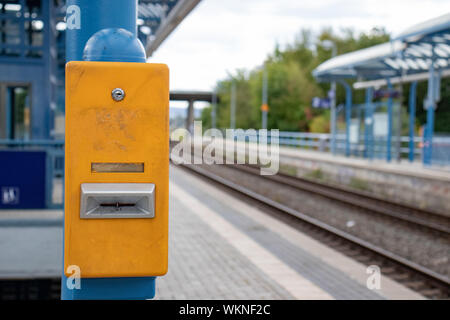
xmin=170 ymin=178 xmax=334 ymax=300
xmin=171 ymin=165 xmax=426 ymax=300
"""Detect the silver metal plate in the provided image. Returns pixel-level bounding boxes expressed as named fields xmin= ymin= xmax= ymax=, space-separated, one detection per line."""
xmin=80 ymin=183 xmax=155 ymax=219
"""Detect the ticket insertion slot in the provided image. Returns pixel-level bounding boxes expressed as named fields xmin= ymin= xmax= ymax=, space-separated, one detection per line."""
xmin=91 ymin=162 xmax=144 ymax=173
xmin=80 ymin=183 xmax=155 ymax=219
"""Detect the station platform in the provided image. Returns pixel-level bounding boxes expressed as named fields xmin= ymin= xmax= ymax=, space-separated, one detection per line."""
xmin=276 ymin=148 xmax=450 ymax=215
xmin=208 ymin=138 xmax=450 ymax=180
xmin=240 ymin=141 xmax=450 ymax=215
xmin=193 ymin=138 xmax=450 ymax=214
xmin=0 ymin=164 xmax=424 ymax=299
xmin=276 ymin=145 xmax=450 ymax=181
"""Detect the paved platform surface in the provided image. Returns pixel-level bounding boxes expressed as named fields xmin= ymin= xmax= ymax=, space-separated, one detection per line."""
xmin=0 ymin=165 xmax=425 ymax=299
xmin=157 ymin=165 xmax=423 ymax=300
xmin=0 ymin=211 xmax=62 ymax=279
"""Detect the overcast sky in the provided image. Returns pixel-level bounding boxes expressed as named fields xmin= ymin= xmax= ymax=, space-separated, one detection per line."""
xmin=150 ymin=0 xmax=449 ymax=98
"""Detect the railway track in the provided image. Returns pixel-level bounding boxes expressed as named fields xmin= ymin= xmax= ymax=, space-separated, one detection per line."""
xmin=233 ymin=164 xmax=450 ymax=236
xmin=174 ymin=160 xmax=450 ymax=299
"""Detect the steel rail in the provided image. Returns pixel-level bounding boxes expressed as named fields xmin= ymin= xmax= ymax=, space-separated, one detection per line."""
xmin=233 ymin=164 xmax=450 ymax=235
xmin=174 ymin=161 xmax=450 ymax=292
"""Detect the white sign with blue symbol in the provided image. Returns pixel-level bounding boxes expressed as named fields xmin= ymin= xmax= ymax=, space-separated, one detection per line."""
xmin=1 ymin=187 xmax=20 ymax=205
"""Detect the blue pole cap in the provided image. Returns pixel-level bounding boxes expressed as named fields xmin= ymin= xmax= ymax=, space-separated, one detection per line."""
xmin=83 ymin=28 xmax=146 ymax=63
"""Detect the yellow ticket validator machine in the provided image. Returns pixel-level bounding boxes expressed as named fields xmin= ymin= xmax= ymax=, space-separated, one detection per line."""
xmin=64 ymin=61 xmax=169 ymax=298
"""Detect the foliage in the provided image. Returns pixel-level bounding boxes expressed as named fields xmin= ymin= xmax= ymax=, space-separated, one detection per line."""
xmin=407 ymin=78 xmax=450 ymax=133
xmin=309 ymin=112 xmax=330 ymax=133
xmin=201 ymin=26 xmax=450 ymax=133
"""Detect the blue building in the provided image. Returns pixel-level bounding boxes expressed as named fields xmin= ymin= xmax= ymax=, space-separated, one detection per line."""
xmin=0 ymin=0 xmax=199 ymax=140
xmin=0 ymin=0 xmax=200 ymax=209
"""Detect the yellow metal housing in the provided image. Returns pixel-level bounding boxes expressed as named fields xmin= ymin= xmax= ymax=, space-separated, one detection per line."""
xmin=64 ymin=61 xmax=169 ymax=278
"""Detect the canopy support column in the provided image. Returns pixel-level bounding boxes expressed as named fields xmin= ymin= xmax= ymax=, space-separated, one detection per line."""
xmin=338 ymin=80 xmax=352 ymax=157
xmin=408 ymin=81 xmax=417 ymax=162
xmin=423 ymin=59 xmax=440 ymax=166
xmin=330 ymin=81 xmax=337 ymax=155
xmin=364 ymin=87 xmax=373 ymax=159
xmin=186 ymin=99 xmax=195 ymax=133
xmin=386 ymin=78 xmax=393 ymax=162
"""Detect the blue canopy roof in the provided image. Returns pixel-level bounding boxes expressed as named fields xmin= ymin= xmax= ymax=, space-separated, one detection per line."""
xmin=313 ymin=13 xmax=450 ymax=82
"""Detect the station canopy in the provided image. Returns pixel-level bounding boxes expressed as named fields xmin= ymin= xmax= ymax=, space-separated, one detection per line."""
xmin=38 ymin=0 xmax=199 ymax=56
xmin=313 ymin=13 xmax=450 ymax=88
xmin=138 ymin=0 xmax=201 ymax=56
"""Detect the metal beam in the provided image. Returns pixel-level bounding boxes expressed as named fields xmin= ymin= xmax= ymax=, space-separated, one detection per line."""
xmin=354 ymin=67 xmax=450 ymax=89
xmin=146 ymin=0 xmax=201 ymax=57
xmin=170 ymin=90 xmax=214 ymax=102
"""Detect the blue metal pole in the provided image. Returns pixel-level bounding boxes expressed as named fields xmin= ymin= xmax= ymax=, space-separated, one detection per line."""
xmin=42 ymin=0 xmax=53 ymax=140
xmin=261 ymin=65 xmax=268 ymax=129
xmin=386 ymin=79 xmax=393 ymax=162
xmin=62 ymin=0 xmax=153 ymax=300
xmin=66 ymin=0 xmax=139 ymax=62
xmin=338 ymin=81 xmax=352 ymax=157
xmin=5 ymin=88 xmax=11 ymax=139
xmin=211 ymin=90 xmax=217 ymax=129
xmin=424 ymin=60 xmax=437 ymax=166
xmin=356 ymin=104 xmax=362 ymax=157
xmin=330 ymin=82 xmax=337 ymax=155
xmin=369 ymin=93 xmax=375 ymax=160
xmin=408 ymin=82 xmax=417 ymax=162
xmin=424 ymin=102 xmax=435 ymax=166
xmin=346 ymin=84 xmax=352 ymax=157
xmin=364 ymin=87 xmax=373 ymax=159
xmin=230 ymin=81 xmax=236 ymax=129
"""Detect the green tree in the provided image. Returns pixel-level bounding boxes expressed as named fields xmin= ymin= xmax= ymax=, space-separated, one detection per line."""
xmin=201 ymin=26 xmax=450 ymax=134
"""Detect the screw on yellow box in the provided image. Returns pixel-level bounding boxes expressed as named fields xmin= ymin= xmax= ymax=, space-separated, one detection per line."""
xmin=64 ymin=61 xmax=169 ymax=278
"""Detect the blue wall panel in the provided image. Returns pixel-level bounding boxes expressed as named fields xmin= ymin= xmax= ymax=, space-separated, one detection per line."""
xmin=0 ymin=150 xmax=46 ymax=209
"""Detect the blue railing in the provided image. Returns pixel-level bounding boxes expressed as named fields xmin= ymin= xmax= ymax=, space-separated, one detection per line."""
xmin=1 ymin=132 xmax=449 ymax=211
xmin=230 ymin=130 xmax=450 ymax=166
